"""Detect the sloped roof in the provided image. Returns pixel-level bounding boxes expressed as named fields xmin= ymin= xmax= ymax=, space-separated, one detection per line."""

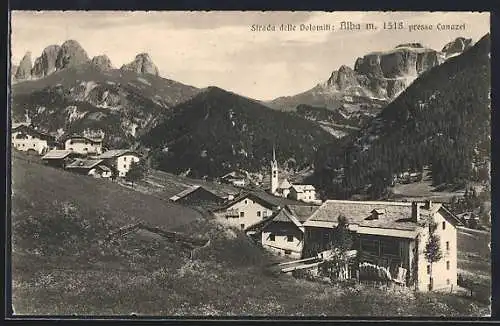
xmin=278 ymin=179 xmax=292 ymax=189
xmin=42 ymin=150 xmax=72 ymax=160
xmin=66 ymin=159 xmax=104 ymax=170
xmin=291 ymin=184 xmax=316 ymax=193
xmin=304 ymin=200 xmax=425 ymax=231
xmin=63 ymin=134 xmax=103 ymax=143
xmin=245 ymin=204 xmax=318 ymax=232
xmin=286 ymin=205 xmax=320 ymax=223
xmin=97 ymin=149 xmax=139 ymax=159
xmin=12 ymin=125 xmax=56 ymax=141
xmin=170 ymin=185 xmax=202 ymax=201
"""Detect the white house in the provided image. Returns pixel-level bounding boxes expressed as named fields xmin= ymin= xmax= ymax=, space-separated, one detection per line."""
xmin=213 ymin=191 xmax=305 ymax=231
xmin=96 ymin=149 xmax=141 ymax=177
xmin=302 ymin=200 xmax=462 ymax=292
xmin=289 ymin=184 xmax=320 ymax=204
xmin=11 ymin=125 xmax=56 ymax=155
xmin=64 ymin=135 xmax=103 ymax=155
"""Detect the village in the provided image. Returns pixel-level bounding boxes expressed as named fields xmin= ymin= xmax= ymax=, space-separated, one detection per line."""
xmin=11 ymin=116 xmax=471 ymax=294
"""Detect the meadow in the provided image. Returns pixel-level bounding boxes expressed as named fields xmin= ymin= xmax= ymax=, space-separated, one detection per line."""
xmin=10 ymin=155 xmax=490 ymax=317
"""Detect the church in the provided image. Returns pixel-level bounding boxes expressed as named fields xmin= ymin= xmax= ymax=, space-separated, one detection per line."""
xmin=269 ymin=147 xmax=321 ymax=204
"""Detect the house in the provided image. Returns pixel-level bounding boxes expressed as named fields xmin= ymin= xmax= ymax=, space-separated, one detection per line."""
xmin=220 ymin=171 xmax=247 ymax=187
xmin=289 ymin=184 xmax=320 ymax=204
xmin=302 ymin=200 xmax=462 ymax=292
xmin=247 ymin=204 xmax=319 ymax=258
xmin=269 ymin=146 xmax=319 ymax=203
xmin=169 ymin=185 xmax=226 ymax=208
xmin=89 ymin=164 xmax=113 ymax=179
xmin=96 ymin=149 xmax=141 ymax=177
xmin=65 ymin=158 xmax=111 ymax=178
xmin=213 ymin=191 xmax=305 ymax=231
xmin=11 ymin=124 xmax=57 ymax=155
xmin=41 ymin=150 xmax=74 ymax=168
xmin=63 ymin=135 xmax=103 ymax=155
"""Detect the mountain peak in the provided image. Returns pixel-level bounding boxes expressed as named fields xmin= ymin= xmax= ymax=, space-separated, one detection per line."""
xmin=442 ymin=37 xmax=473 ymax=57
xmin=121 ymin=52 xmax=160 ymax=76
xmin=15 ymin=51 xmax=33 ymax=80
xmin=55 ymin=39 xmax=90 ymax=70
xmin=31 ymin=44 xmax=61 ymax=78
xmin=395 ymin=42 xmax=424 ymax=48
xmin=91 ymin=54 xmax=114 ymax=71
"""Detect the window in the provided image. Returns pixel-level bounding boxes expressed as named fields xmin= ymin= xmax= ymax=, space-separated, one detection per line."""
xmin=427 ymin=265 xmax=431 ymax=275
xmin=69 ymin=147 xmax=73 ymax=151
xmin=244 ymin=200 xmax=247 ymax=204
xmin=83 ymin=148 xmax=88 ymax=151
xmin=442 ymin=221 xmax=446 ymax=230
xmin=284 ymin=250 xmax=291 ymax=255
xmin=257 ymin=211 xmax=261 ymax=217
xmin=240 ymin=212 xmax=245 ymax=218
xmin=240 ymin=224 xmax=245 ymax=230
xmin=33 ymin=144 xmax=36 ymax=147
xmin=446 ymin=261 xmax=450 ymax=270
xmin=123 ymin=164 xmax=127 ymax=169
xmin=446 ymin=241 xmax=450 ymax=251
xmin=446 ymin=279 xmax=450 ymax=285
xmin=22 ymin=144 xmax=25 ymax=147
xmin=269 ymin=234 xmax=275 ymax=241
xmin=287 ymin=235 xmax=294 ymax=242
xmin=380 ymin=239 xmax=399 ymax=256
xmin=361 ymin=239 xmax=379 ymax=255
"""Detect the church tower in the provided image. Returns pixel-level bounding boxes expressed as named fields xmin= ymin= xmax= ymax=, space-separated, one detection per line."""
xmin=271 ymin=145 xmax=279 ymax=195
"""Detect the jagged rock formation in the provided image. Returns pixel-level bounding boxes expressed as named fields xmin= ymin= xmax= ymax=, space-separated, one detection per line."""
xmin=55 ymin=40 xmax=90 ymax=70
xmin=11 ymin=64 xmax=18 ymax=80
xmin=91 ymin=54 xmax=113 ymax=71
xmin=442 ymin=37 xmax=473 ymax=57
xmin=120 ymin=53 xmax=159 ymax=76
xmin=31 ymin=45 xmax=61 ymax=78
xmin=14 ymin=51 xmax=33 ymax=80
xmin=268 ymin=37 xmax=474 ymax=114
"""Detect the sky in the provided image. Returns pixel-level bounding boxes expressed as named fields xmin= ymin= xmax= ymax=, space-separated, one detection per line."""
xmin=10 ymin=11 xmax=490 ymax=101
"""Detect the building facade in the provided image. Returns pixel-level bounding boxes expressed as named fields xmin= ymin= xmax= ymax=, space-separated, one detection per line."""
xmin=11 ymin=125 xmax=56 ymax=155
xmin=97 ymin=150 xmax=141 ymax=177
xmin=302 ymin=200 xmax=462 ymax=292
xmin=64 ymin=135 xmax=103 ymax=155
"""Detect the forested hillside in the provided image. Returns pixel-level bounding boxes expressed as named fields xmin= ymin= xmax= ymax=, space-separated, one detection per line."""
xmin=310 ymin=34 xmax=490 ymax=199
xmin=141 ymin=87 xmax=337 ymax=179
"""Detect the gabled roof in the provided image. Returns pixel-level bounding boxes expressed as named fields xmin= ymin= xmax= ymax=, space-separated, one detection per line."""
xmin=439 ymin=205 xmax=464 ymax=226
xmin=66 ymin=159 xmax=104 ymax=170
xmin=63 ymin=134 xmax=103 ymax=144
xmin=245 ymin=204 xmax=318 ymax=232
xmin=303 ymin=200 xmax=426 ymax=232
xmin=169 ymin=185 xmax=222 ymax=202
xmin=217 ymin=190 xmax=310 ymax=212
xmin=286 ymin=204 xmax=320 ymax=223
xmin=291 ymin=184 xmax=316 ymax=193
xmin=12 ymin=125 xmax=56 ymax=141
xmin=97 ymin=149 xmax=139 ymax=159
xmin=42 ymin=150 xmax=73 ymax=160
xmin=278 ymin=179 xmax=292 ymax=189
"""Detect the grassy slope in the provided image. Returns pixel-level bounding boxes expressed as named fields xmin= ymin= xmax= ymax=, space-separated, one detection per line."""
xmin=11 ymin=153 xmax=202 ymax=228
xmin=10 ymin=155 xmax=490 ymax=316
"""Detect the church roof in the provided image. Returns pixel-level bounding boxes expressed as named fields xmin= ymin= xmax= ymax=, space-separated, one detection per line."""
xmin=278 ymin=179 xmax=292 ymax=189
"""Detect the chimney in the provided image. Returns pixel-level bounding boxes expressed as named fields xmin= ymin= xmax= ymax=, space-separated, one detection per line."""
xmin=411 ymin=202 xmax=421 ymax=222
xmin=425 ymin=200 xmax=432 ymax=210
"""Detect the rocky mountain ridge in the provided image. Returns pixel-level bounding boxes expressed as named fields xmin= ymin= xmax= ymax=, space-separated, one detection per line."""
xmin=267 ymin=37 xmax=475 ymax=117
xmin=309 ymin=34 xmax=490 ymax=199
xmin=12 ymin=39 xmax=162 ymax=82
xmin=11 ymin=40 xmax=201 ymax=149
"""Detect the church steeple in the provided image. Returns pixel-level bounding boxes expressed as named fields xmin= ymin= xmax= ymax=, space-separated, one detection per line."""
xmin=270 ymin=144 xmax=279 ymax=195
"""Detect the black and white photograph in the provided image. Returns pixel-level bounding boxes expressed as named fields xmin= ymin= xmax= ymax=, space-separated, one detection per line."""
xmin=9 ymin=11 xmax=491 ymax=317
